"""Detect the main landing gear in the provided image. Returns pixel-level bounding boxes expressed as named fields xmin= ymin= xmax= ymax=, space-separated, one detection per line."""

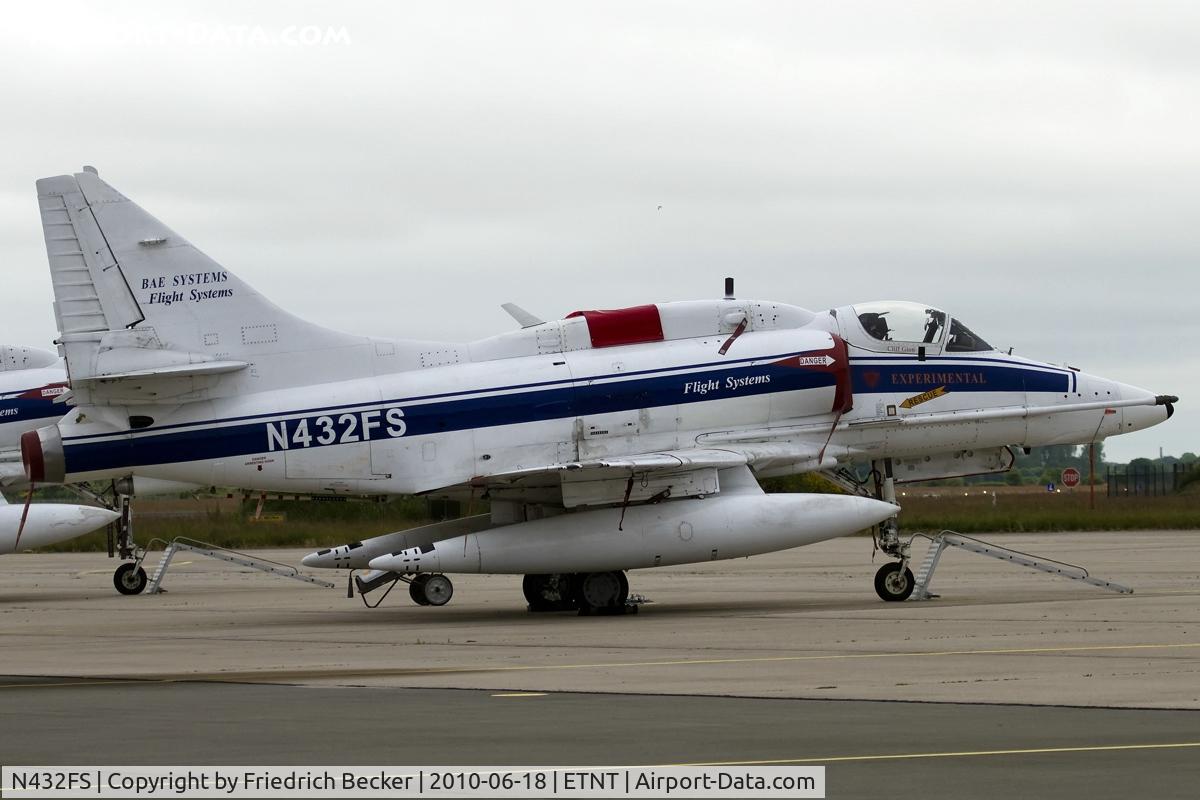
xmin=524 ymin=571 xmax=635 ymax=615
xmin=361 ymin=569 xmax=638 ymax=614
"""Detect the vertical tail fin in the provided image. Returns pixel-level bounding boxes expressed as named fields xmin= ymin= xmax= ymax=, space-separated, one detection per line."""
xmin=36 ymin=169 xmax=380 ymax=403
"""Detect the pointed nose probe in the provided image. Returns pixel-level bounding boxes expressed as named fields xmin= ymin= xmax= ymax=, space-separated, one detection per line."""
xmin=1157 ymin=395 xmax=1178 ymax=419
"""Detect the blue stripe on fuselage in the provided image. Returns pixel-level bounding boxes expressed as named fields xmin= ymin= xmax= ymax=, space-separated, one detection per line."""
xmin=61 ymin=348 xmax=813 ymax=443
xmin=62 ymin=359 xmax=836 ymax=474
xmin=848 ymin=360 xmax=1070 ymax=395
xmin=0 ymin=392 xmax=64 ymax=426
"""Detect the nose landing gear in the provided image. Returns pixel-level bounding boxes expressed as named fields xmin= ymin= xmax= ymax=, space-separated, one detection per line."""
xmin=869 ymin=457 xmax=915 ymax=601
xmin=113 ymin=561 xmax=148 ymax=595
xmin=832 ymin=457 xmax=914 ymax=602
xmin=874 ymin=561 xmax=915 ymax=602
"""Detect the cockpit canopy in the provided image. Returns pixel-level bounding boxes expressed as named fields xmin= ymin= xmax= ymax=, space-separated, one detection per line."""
xmin=850 ymin=301 xmax=992 ymax=353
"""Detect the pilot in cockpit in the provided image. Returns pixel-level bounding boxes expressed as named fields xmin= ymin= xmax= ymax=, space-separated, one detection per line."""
xmin=852 ymin=302 xmax=993 ymax=353
xmin=858 ymin=312 xmax=891 ymax=340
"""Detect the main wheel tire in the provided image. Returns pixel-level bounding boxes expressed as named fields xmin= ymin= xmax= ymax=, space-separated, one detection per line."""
xmin=578 ymin=571 xmax=628 ymax=611
xmin=522 ymin=574 xmax=546 ymax=605
xmin=523 ymin=573 xmax=578 ymax=611
xmin=421 ymin=574 xmax=454 ymax=606
xmin=113 ymin=563 xmax=148 ymax=595
xmin=874 ymin=562 xmax=915 ymax=602
xmin=409 ymin=574 xmax=432 ymax=606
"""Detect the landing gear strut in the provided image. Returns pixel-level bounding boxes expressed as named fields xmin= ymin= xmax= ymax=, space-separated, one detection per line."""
xmin=872 ymin=458 xmax=912 ymax=602
xmin=74 ymin=481 xmax=146 ymax=596
xmin=108 ymin=491 xmax=149 ymax=594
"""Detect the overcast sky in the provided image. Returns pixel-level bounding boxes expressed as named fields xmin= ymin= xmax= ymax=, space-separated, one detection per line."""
xmin=1 ymin=1 xmax=1196 ymax=462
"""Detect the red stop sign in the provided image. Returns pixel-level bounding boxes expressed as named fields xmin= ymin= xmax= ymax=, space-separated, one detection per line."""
xmin=1061 ymin=468 xmax=1081 ymax=487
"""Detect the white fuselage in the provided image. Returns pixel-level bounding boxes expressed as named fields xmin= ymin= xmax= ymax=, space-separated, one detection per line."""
xmin=47 ymin=302 xmax=1164 ymax=495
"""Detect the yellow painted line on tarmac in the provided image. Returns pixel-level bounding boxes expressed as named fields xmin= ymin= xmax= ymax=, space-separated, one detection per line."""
xmin=666 ymin=740 xmax=1200 ymax=766
xmin=491 ymin=692 xmax=548 ymax=697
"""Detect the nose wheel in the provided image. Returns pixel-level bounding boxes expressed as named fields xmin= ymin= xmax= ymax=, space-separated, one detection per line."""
xmin=113 ymin=562 xmax=148 ymax=595
xmin=874 ymin=562 xmax=915 ymax=602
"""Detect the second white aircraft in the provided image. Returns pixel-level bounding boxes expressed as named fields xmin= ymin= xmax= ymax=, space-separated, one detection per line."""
xmin=1 ymin=345 xmax=118 ymax=555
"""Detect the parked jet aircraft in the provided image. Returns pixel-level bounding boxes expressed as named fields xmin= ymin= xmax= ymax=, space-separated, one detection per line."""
xmin=0 ymin=345 xmax=120 ymax=556
xmin=21 ymin=169 xmax=1176 ymax=610
xmin=0 ymin=490 xmax=118 ymax=555
xmin=1 ymin=345 xmax=67 ymax=483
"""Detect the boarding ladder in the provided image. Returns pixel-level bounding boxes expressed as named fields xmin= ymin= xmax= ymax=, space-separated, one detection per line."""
xmin=909 ymin=531 xmax=1133 ymax=601
xmin=145 ymin=536 xmax=337 ymax=594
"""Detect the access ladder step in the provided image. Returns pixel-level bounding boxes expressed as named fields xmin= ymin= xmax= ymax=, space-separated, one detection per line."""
xmin=909 ymin=531 xmax=1132 ymax=601
xmin=146 ymin=538 xmax=336 ymax=594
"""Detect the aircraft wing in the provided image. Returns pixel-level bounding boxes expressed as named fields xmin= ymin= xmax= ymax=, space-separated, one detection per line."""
xmin=471 ymin=442 xmax=834 ymax=508
xmin=698 ymin=394 xmax=1177 ymax=446
xmin=842 ymin=394 xmax=1177 ymax=430
xmin=268 ymin=393 xmax=1183 ymax=509
xmin=480 ymin=442 xmax=832 ymax=483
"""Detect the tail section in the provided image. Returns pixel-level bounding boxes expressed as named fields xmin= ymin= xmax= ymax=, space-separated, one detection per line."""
xmin=36 ymin=168 xmax=397 ymax=403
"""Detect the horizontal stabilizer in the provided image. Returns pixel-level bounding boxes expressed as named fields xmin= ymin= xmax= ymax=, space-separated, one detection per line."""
xmin=74 ymin=359 xmax=248 ymax=383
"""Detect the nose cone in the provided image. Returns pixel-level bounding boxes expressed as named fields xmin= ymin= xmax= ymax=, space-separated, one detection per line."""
xmin=51 ymin=505 xmax=120 ymax=546
xmin=847 ymin=497 xmax=901 ymax=529
xmin=77 ymin=506 xmax=122 ymax=531
xmin=1 ymin=503 xmax=119 ymax=553
xmin=368 ymin=553 xmax=405 ymax=572
xmin=368 ymin=545 xmax=439 ymax=575
xmin=1117 ymin=383 xmax=1178 ymax=435
xmin=301 ymin=549 xmax=333 ymax=568
xmin=83 ymin=510 xmax=120 ymax=527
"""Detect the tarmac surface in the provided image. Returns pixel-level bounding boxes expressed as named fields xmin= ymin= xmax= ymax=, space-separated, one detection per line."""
xmin=1 ymin=531 xmax=1198 ymax=797
xmin=1 ymin=680 xmax=1198 ymax=799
